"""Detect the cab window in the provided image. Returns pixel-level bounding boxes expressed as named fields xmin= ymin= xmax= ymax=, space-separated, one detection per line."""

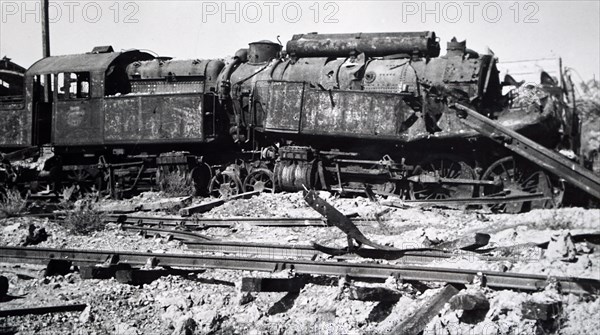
xmin=58 ymin=72 xmax=90 ymax=99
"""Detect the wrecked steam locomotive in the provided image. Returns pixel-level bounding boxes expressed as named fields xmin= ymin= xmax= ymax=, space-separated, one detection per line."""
xmin=0 ymin=32 xmax=587 ymax=212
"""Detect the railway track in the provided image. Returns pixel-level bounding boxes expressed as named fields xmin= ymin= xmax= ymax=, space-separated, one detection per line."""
xmin=118 ymin=223 xmax=457 ymax=262
xmin=104 ymin=214 xmax=377 ymax=229
xmin=1 ymin=246 xmax=597 ymax=295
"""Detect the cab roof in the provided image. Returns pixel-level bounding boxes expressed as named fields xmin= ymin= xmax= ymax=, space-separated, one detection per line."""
xmin=26 ymin=49 xmax=154 ymax=75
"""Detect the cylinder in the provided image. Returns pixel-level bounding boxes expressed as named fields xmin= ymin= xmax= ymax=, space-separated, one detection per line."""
xmin=286 ymin=31 xmax=440 ymax=58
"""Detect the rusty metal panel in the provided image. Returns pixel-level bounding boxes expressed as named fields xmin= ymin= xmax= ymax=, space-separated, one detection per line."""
xmin=263 ymin=81 xmax=305 ymax=132
xmin=104 ymin=94 xmax=204 ymax=143
xmin=443 ymin=58 xmax=482 ymax=84
xmin=0 ymin=108 xmax=31 ymax=148
xmin=53 ymin=100 xmax=103 ymax=145
xmin=53 ymin=100 xmax=104 ymax=145
xmin=103 ymin=97 xmax=140 ymax=142
xmin=301 ymin=89 xmax=410 ymax=139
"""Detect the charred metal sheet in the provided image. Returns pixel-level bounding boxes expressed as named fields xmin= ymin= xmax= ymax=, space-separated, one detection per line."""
xmin=53 ymin=100 xmax=104 ymax=145
xmin=104 ymin=94 xmax=205 ymax=143
xmin=287 ymin=31 xmax=440 ymax=58
xmin=301 ymin=88 xmax=412 ymax=138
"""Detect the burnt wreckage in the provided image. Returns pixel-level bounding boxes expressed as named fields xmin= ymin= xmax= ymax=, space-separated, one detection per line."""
xmin=1 ymin=32 xmax=599 ymax=212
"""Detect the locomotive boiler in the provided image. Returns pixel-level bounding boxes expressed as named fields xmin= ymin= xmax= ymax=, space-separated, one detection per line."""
xmin=216 ymin=32 xmax=565 ymax=211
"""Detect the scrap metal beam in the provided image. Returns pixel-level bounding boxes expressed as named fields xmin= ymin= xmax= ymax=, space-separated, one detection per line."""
xmin=0 ymin=304 xmax=87 ymax=317
xmin=0 ymin=246 xmax=598 ymax=295
xmin=452 ymin=103 xmax=600 ymax=200
xmin=178 ymin=191 xmax=260 ymax=216
xmin=382 ymin=193 xmax=549 ymax=208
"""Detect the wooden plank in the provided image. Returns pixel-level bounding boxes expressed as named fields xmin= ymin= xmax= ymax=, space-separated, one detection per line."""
xmin=391 ymin=284 xmax=461 ymax=335
xmin=0 ymin=304 xmax=87 ymax=317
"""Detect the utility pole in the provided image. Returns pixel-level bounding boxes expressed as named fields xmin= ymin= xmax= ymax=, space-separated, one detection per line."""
xmin=41 ymin=0 xmax=51 ymax=102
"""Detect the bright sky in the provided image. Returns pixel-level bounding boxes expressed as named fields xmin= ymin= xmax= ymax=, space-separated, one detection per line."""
xmin=0 ymin=1 xmax=598 ymax=82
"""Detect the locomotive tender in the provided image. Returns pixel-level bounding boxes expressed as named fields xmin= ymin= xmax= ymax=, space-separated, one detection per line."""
xmin=0 ymin=32 xmax=576 ymax=211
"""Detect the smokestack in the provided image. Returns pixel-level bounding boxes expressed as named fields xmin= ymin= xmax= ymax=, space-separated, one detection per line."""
xmin=41 ymin=0 xmax=51 ymax=101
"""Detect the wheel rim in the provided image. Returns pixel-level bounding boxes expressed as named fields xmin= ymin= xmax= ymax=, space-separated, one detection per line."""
xmin=189 ymin=163 xmax=212 ymax=196
xmin=244 ymin=169 xmax=275 ymax=193
xmin=209 ymin=172 xmax=242 ymax=198
xmin=66 ymin=169 xmax=91 ymax=194
xmin=409 ymin=157 xmax=476 ymax=200
xmin=481 ymin=156 xmax=554 ymax=213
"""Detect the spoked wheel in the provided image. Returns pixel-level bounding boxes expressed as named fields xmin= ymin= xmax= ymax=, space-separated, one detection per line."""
xmin=409 ymin=156 xmax=476 ymax=200
xmin=243 ymin=168 xmax=275 ymax=193
xmin=481 ymin=156 xmax=555 ymax=213
xmin=209 ymin=171 xmax=243 ymax=198
xmin=65 ymin=168 xmax=102 ymax=197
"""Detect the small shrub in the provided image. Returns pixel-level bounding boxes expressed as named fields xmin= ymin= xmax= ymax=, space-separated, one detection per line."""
xmin=61 ymin=196 xmax=106 ymax=235
xmin=0 ymin=189 xmax=27 ymax=217
xmin=159 ymin=170 xmax=196 ymax=197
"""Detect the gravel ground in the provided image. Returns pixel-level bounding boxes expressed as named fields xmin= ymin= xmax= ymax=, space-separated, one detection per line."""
xmin=1 ymin=191 xmax=599 ymax=334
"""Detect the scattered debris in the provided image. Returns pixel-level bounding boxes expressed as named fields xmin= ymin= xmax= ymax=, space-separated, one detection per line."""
xmin=448 ymin=291 xmax=490 ymax=311
xmin=545 ymin=232 xmax=578 ymax=261
xmin=347 ymin=286 xmax=402 ymax=302
xmin=448 ymin=290 xmax=490 ymax=323
xmin=44 ymin=259 xmax=72 ymax=277
xmin=522 ymin=300 xmax=563 ymax=321
xmin=21 ymin=224 xmax=48 ymax=246
xmin=241 ymin=277 xmax=306 ymax=293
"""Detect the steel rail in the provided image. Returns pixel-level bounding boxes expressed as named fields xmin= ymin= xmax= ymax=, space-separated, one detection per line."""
xmin=184 ymin=240 xmax=457 ymax=263
xmin=105 ymin=214 xmax=376 ymax=228
xmin=121 ymin=225 xmax=213 ymax=242
xmin=0 ymin=246 xmax=597 ymax=294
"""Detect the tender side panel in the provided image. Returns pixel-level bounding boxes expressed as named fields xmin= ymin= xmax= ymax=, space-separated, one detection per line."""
xmin=104 ymin=94 xmax=204 ymax=144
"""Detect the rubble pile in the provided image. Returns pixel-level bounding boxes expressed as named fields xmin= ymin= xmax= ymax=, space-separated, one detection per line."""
xmin=0 ymin=191 xmax=599 ymax=334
